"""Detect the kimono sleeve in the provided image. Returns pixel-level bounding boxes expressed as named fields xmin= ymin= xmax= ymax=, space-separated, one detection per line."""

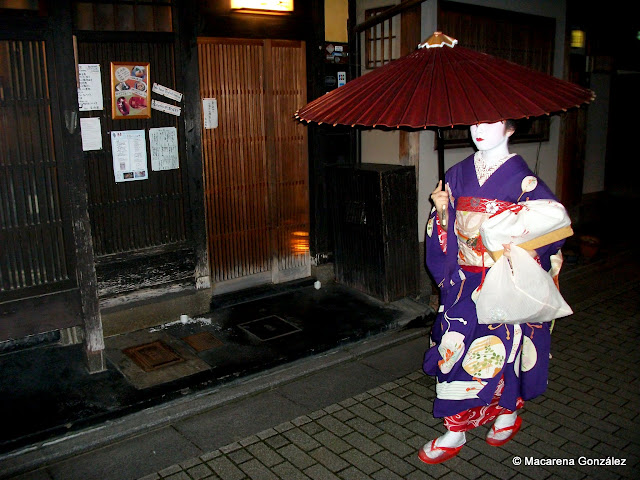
xmin=521 ymin=175 xmax=567 ymax=271
xmin=425 ymin=172 xmax=459 ymax=292
xmin=425 ymin=205 xmax=447 ymax=285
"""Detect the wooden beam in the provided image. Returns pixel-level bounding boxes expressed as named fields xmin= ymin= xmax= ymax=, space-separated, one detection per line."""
xmin=176 ymin=0 xmax=211 ymax=289
xmin=399 ymin=0 xmax=422 ymax=181
xmin=50 ymin=0 xmax=106 ymax=373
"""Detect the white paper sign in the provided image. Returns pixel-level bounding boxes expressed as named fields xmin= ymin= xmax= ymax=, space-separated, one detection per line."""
xmin=78 ymin=64 xmax=104 ymax=111
xmin=151 ymin=99 xmax=181 ymax=116
xmin=152 ymin=83 xmax=183 ymax=102
xmin=202 ymin=98 xmax=218 ymax=129
xmin=149 ymin=127 xmax=179 ymax=171
xmin=80 ymin=117 xmax=102 ymax=151
xmin=110 ymin=130 xmax=148 ymax=182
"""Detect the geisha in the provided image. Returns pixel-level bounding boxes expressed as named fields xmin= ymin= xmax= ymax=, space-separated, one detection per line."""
xmin=419 ymin=120 xmax=568 ymax=464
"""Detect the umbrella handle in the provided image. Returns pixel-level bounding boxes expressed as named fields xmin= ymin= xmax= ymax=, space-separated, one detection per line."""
xmin=437 ymin=128 xmax=445 ymax=183
xmin=436 ymin=128 xmax=447 ymax=228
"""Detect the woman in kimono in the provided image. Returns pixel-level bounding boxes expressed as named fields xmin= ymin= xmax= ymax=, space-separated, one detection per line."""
xmin=419 ymin=120 xmax=565 ymax=464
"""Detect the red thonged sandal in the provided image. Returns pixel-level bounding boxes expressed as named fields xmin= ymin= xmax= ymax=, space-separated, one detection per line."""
xmin=418 ymin=439 xmax=463 ymax=464
xmin=486 ymin=416 xmax=522 ymax=446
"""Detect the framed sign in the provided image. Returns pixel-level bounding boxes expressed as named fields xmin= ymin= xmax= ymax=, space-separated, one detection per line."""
xmin=111 ymin=62 xmax=150 ymax=119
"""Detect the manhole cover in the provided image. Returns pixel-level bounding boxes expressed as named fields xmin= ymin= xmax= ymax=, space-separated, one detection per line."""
xmin=123 ymin=340 xmax=185 ymax=372
xmin=238 ymin=315 xmax=301 ymax=341
xmin=182 ymin=332 xmax=224 ymax=352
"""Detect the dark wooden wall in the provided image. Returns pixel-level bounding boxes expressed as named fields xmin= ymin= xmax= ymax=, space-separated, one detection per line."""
xmin=1 ymin=0 xmax=327 ymax=342
xmin=75 ymin=32 xmax=196 ymax=297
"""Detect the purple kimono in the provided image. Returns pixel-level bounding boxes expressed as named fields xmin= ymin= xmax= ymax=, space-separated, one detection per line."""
xmin=423 ymin=153 xmax=564 ymax=419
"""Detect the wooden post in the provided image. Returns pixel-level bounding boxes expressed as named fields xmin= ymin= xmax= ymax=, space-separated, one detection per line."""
xmin=399 ymin=0 xmax=422 ymax=183
xmin=51 ymin=1 xmax=105 ymax=373
xmin=176 ymin=0 xmax=211 ymax=289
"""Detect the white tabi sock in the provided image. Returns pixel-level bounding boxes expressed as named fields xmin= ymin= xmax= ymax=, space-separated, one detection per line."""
xmin=435 ymin=430 xmax=466 ymax=449
xmin=488 ymin=412 xmax=518 ymax=442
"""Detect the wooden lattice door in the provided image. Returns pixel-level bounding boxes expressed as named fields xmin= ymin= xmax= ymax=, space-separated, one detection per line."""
xmin=198 ymin=38 xmax=310 ymax=292
xmin=0 ymin=36 xmax=83 ymax=340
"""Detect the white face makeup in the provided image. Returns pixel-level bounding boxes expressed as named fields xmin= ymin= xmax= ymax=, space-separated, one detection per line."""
xmin=470 ymin=121 xmax=511 ymax=152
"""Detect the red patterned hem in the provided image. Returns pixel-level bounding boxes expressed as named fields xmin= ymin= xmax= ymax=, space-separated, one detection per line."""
xmin=444 ymin=379 xmax=524 ymax=432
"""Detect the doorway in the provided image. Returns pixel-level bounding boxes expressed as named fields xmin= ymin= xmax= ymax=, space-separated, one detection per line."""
xmin=198 ymin=38 xmax=310 ymax=294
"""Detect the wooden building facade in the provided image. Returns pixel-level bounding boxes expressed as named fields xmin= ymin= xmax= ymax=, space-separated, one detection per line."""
xmin=0 ymin=0 xmax=328 ymax=372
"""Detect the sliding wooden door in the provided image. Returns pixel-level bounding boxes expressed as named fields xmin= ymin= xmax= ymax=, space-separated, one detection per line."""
xmin=198 ymin=38 xmax=310 ymax=293
xmin=0 ymin=35 xmax=81 ymax=339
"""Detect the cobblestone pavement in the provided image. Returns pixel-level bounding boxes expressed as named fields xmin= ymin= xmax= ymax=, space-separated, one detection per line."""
xmin=137 ymin=271 xmax=640 ymax=479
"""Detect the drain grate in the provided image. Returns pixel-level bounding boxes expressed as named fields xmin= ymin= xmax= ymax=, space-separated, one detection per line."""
xmin=123 ymin=340 xmax=185 ymax=372
xmin=182 ymin=332 xmax=224 ymax=352
xmin=238 ymin=315 xmax=301 ymax=341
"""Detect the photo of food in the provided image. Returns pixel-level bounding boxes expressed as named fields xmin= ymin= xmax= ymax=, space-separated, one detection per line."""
xmin=111 ymin=62 xmax=150 ymax=119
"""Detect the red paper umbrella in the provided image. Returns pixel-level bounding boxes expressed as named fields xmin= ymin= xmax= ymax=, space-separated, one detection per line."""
xmin=296 ymin=32 xmax=595 ymax=129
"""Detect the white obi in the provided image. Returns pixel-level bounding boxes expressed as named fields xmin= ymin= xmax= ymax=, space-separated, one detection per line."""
xmin=455 ymin=196 xmax=513 ymax=268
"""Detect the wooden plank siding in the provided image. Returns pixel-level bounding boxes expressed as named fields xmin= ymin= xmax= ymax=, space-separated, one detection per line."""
xmin=77 ymin=37 xmax=187 ymax=258
xmin=198 ymin=38 xmax=310 ymax=288
xmin=75 ymin=35 xmax=194 ymax=297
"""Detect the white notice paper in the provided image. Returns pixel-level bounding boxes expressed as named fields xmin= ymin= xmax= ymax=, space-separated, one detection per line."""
xmin=151 ymin=99 xmax=181 ymax=116
xmin=78 ymin=64 xmax=104 ymax=111
xmin=80 ymin=117 xmax=102 ymax=151
xmin=152 ymin=83 xmax=183 ymax=102
xmin=149 ymin=127 xmax=179 ymax=171
xmin=202 ymin=98 xmax=218 ymax=129
xmin=110 ymin=130 xmax=148 ymax=182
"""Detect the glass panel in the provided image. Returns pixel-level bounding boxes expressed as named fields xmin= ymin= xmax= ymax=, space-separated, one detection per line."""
xmin=115 ymin=5 xmax=135 ymax=31
xmin=153 ymin=5 xmax=172 ymax=32
xmin=72 ymin=2 xmax=173 ymax=32
xmin=135 ymin=5 xmax=154 ymax=31
xmin=94 ymin=4 xmax=115 ymax=31
xmin=73 ymin=3 xmax=94 ymax=30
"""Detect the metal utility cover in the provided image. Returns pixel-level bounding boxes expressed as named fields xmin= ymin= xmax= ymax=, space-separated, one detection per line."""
xmin=182 ymin=332 xmax=224 ymax=352
xmin=123 ymin=340 xmax=185 ymax=372
xmin=238 ymin=315 xmax=301 ymax=341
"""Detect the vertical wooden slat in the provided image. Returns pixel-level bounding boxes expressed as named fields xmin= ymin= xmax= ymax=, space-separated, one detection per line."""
xmin=269 ymin=41 xmax=309 ymax=273
xmin=0 ymin=39 xmax=70 ymax=294
xmin=198 ymin=38 xmax=308 ymax=286
xmin=199 ymin=38 xmax=269 ymax=284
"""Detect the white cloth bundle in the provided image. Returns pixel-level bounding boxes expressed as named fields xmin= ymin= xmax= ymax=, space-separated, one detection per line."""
xmin=480 ymin=199 xmax=573 ymax=261
xmin=476 ymin=245 xmax=573 ymax=325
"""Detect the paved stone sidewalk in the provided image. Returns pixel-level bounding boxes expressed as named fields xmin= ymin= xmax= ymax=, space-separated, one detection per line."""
xmin=138 ymin=282 xmax=640 ymax=480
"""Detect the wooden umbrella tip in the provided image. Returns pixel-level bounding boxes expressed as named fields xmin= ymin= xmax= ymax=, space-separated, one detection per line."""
xmin=419 ymin=31 xmax=458 ymax=49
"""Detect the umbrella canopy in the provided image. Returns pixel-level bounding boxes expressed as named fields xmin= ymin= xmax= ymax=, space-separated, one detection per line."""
xmin=296 ymin=32 xmax=595 ymax=128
